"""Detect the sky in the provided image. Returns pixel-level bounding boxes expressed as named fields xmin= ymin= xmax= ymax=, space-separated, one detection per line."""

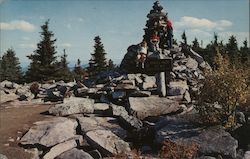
xmin=0 ymin=0 xmax=249 ymax=67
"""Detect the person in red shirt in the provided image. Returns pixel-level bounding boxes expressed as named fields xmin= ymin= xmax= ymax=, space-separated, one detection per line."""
xmin=166 ymin=18 xmax=173 ymax=49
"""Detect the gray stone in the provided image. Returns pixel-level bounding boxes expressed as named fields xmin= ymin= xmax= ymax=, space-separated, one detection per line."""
xmin=112 ymin=91 xmax=126 ymax=99
xmin=189 ymin=48 xmax=204 ymax=64
xmin=86 ymin=129 xmax=131 ymax=156
xmin=129 ymin=90 xmax=151 ymax=97
xmin=185 ymin=57 xmax=198 ymax=70
xmin=244 ymin=151 xmax=250 ymax=159
xmin=115 ymin=84 xmax=137 ymax=91
xmin=20 ymin=117 xmax=78 ymax=147
xmin=93 ymin=103 xmax=110 ymax=114
xmin=0 ymin=90 xmax=18 ymax=103
xmin=155 ymin=117 xmax=238 ymax=158
xmin=56 ymin=148 xmax=93 ymax=159
xmin=0 ymin=154 xmax=8 ymax=159
xmin=110 ymin=104 xmax=142 ymax=130
xmin=76 ymin=116 xmax=127 ymax=139
xmin=183 ymin=91 xmax=191 ymax=103
xmin=236 ymin=112 xmax=246 ymax=124
xmin=129 ymin=97 xmax=181 ymax=120
xmin=87 ymin=150 xmax=102 ymax=159
xmin=49 ymin=97 xmax=94 ymax=116
xmin=43 ymin=136 xmax=83 ymax=159
xmin=167 ymin=80 xmax=189 ymax=96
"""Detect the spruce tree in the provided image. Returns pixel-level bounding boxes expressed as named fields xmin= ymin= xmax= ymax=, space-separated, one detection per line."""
xmin=0 ymin=48 xmax=23 ymax=82
xmin=107 ymin=59 xmax=116 ymax=70
xmin=56 ymin=49 xmax=72 ymax=81
xmin=181 ymin=31 xmax=187 ymax=45
xmin=88 ymin=36 xmax=107 ymax=75
xmin=240 ymin=39 xmax=250 ymax=62
xmin=226 ymin=35 xmax=239 ymax=61
xmin=192 ymin=37 xmax=200 ymax=51
xmin=73 ymin=59 xmax=86 ymax=81
xmin=26 ymin=20 xmax=58 ymax=82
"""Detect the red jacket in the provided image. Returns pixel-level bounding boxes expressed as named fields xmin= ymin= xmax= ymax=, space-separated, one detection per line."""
xmin=166 ymin=20 xmax=173 ymax=29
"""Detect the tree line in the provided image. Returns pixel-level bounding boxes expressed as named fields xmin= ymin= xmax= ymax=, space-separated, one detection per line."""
xmin=0 ymin=21 xmax=249 ymax=83
xmin=0 ymin=20 xmax=116 ymax=83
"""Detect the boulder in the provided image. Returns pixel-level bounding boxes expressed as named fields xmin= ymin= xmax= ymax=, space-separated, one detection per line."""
xmin=0 ymin=154 xmax=8 ymax=159
xmin=0 ymin=90 xmax=18 ymax=103
xmin=110 ymin=104 xmax=143 ymax=130
xmin=93 ymin=103 xmax=110 ymax=115
xmin=20 ymin=117 xmax=78 ymax=147
xmin=49 ymin=97 xmax=94 ymax=116
xmin=111 ymin=91 xmax=126 ymax=99
xmin=56 ymin=148 xmax=93 ymax=159
xmin=43 ymin=136 xmax=83 ymax=159
xmin=183 ymin=90 xmax=191 ymax=103
xmin=155 ymin=117 xmax=238 ymax=158
xmin=167 ymin=80 xmax=189 ymax=96
xmin=129 ymin=90 xmax=151 ymax=97
xmin=86 ymin=129 xmax=131 ymax=156
xmin=76 ymin=116 xmax=127 ymax=139
xmin=129 ymin=97 xmax=181 ymax=120
xmin=185 ymin=57 xmax=198 ymax=70
xmin=114 ymin=84 xmax=137 ymax=91
xmin=244 ymin=151 xmax=250 ymax=159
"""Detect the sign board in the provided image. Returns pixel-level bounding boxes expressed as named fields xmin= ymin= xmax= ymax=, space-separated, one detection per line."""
xmin=144 ymin=58 xmax=172 ymax=75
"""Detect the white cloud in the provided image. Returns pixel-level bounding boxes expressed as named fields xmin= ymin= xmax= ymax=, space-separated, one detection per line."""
xmin=175 ymin=16 xmax=232 ymax=31
xmin=59 ymin=43 xmax=72 ymax=48
xmin=0 ymin=20 xmax=36 ymax=32
xmin=22 ymin=36 xmax=30 ymax=40
xmin=19 ymin=43 xmax=36 ymax=49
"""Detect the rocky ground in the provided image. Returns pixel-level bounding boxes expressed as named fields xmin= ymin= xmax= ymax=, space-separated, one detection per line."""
xmin=0 ymin=46 xmax=249 ymax=159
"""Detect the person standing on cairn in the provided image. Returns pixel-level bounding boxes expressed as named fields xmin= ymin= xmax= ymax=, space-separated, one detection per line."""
xmin=166 ymin=17 xmax=173 ymax=49
xmin=150 ymin=31 xmax=160 ymax=52
xmin=136 ymin=41 xmax=148 ymax=69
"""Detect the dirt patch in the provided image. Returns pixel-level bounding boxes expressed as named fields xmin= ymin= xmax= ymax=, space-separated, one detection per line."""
xmin=0 ymin=101 xmax=53 ymax=159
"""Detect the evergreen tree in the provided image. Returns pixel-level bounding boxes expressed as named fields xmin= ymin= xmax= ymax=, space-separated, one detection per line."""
xmin=192 ymin=37 xmax=200 ymax=51
xmin=181 ymin=31 xmax=187 ymax=45
xmin=240 ymin=39 xmax=250 ymax=62
xmin=107 ymin=59 xmax=116 ymax=70
xmin=226 ymin=35 xmax=239 ymax=61
xmin=26 ymin=20 xmax=58 ymax=82
xmin=0 ymin=48 xmax=23 ymax=82
xmin=73 ymin=59 xmax=86 ymax=81
xmin=56 ymin=49 xmax=72 ymax=81
xmin=88 ymin=36 xmax=107 ymax=75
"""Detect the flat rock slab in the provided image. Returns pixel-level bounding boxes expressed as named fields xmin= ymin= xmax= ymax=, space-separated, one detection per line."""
xmin=49 ymin=97 xmax=94 ymax=116
xmin=20 ymin=117 xmax=78 ymax=147
xmin=86 ymin=129 xmax=131 ymax=156
xmin=76 ymin=116 xmax=127 ymax=139
xmin=129 ymin=97 xmax=181 ymax=120
xmin=155 ymin=117 xmax=238 ymax=158
xmin=56 ymin=148 xmax=93 ymax=159
xmin=43 ymin=137 xmax=82 ymax=159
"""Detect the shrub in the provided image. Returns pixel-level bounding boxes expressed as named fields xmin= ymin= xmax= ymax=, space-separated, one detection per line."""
xmin=197 ymin=48 xmax=248 ymax=127
xmin=160 ymin=140 xmax=199 ymax=159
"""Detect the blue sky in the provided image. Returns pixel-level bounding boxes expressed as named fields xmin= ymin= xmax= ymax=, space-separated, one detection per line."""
xmin=0 ymin=0 xmax=249 ymax=67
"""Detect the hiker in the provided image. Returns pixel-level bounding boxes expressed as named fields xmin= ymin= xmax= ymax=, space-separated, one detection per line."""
xmin=136 ymin=41 xmax=148 ymax=69
xmin=166 ymin=18 xmax=173 ymax=49
xmin=149 ymin=31 xmax=160 ymax=52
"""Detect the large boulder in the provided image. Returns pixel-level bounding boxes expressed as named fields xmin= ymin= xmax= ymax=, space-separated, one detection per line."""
xmin=86 ymin=129 xmax=131 ymax=156
xmin=155 ymin=117 xmax=238 ymax=158
xmin=120 ymin=44 xmax=140 ymax=73
xmin=167 ymin=80 xmax=189 ymax=96
xmin=129 ymin=96 xmax=181 ymax=120
xmin=20 ymin=117 xmax=78 ymax=147
xmin=75 ymin=116 xmax=127 ymax=139
xmin=43 ymin=136 xmax=83 ymax=159
xmin=0 ymin=90 xmax=18 ymax=103
xmin=49 ymin=97 xmax=94 ymax=116
xmin=55 ymin=148 xmax=93 ymax=159
xmin=110 ymin=104 xmax=143 ymax=130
